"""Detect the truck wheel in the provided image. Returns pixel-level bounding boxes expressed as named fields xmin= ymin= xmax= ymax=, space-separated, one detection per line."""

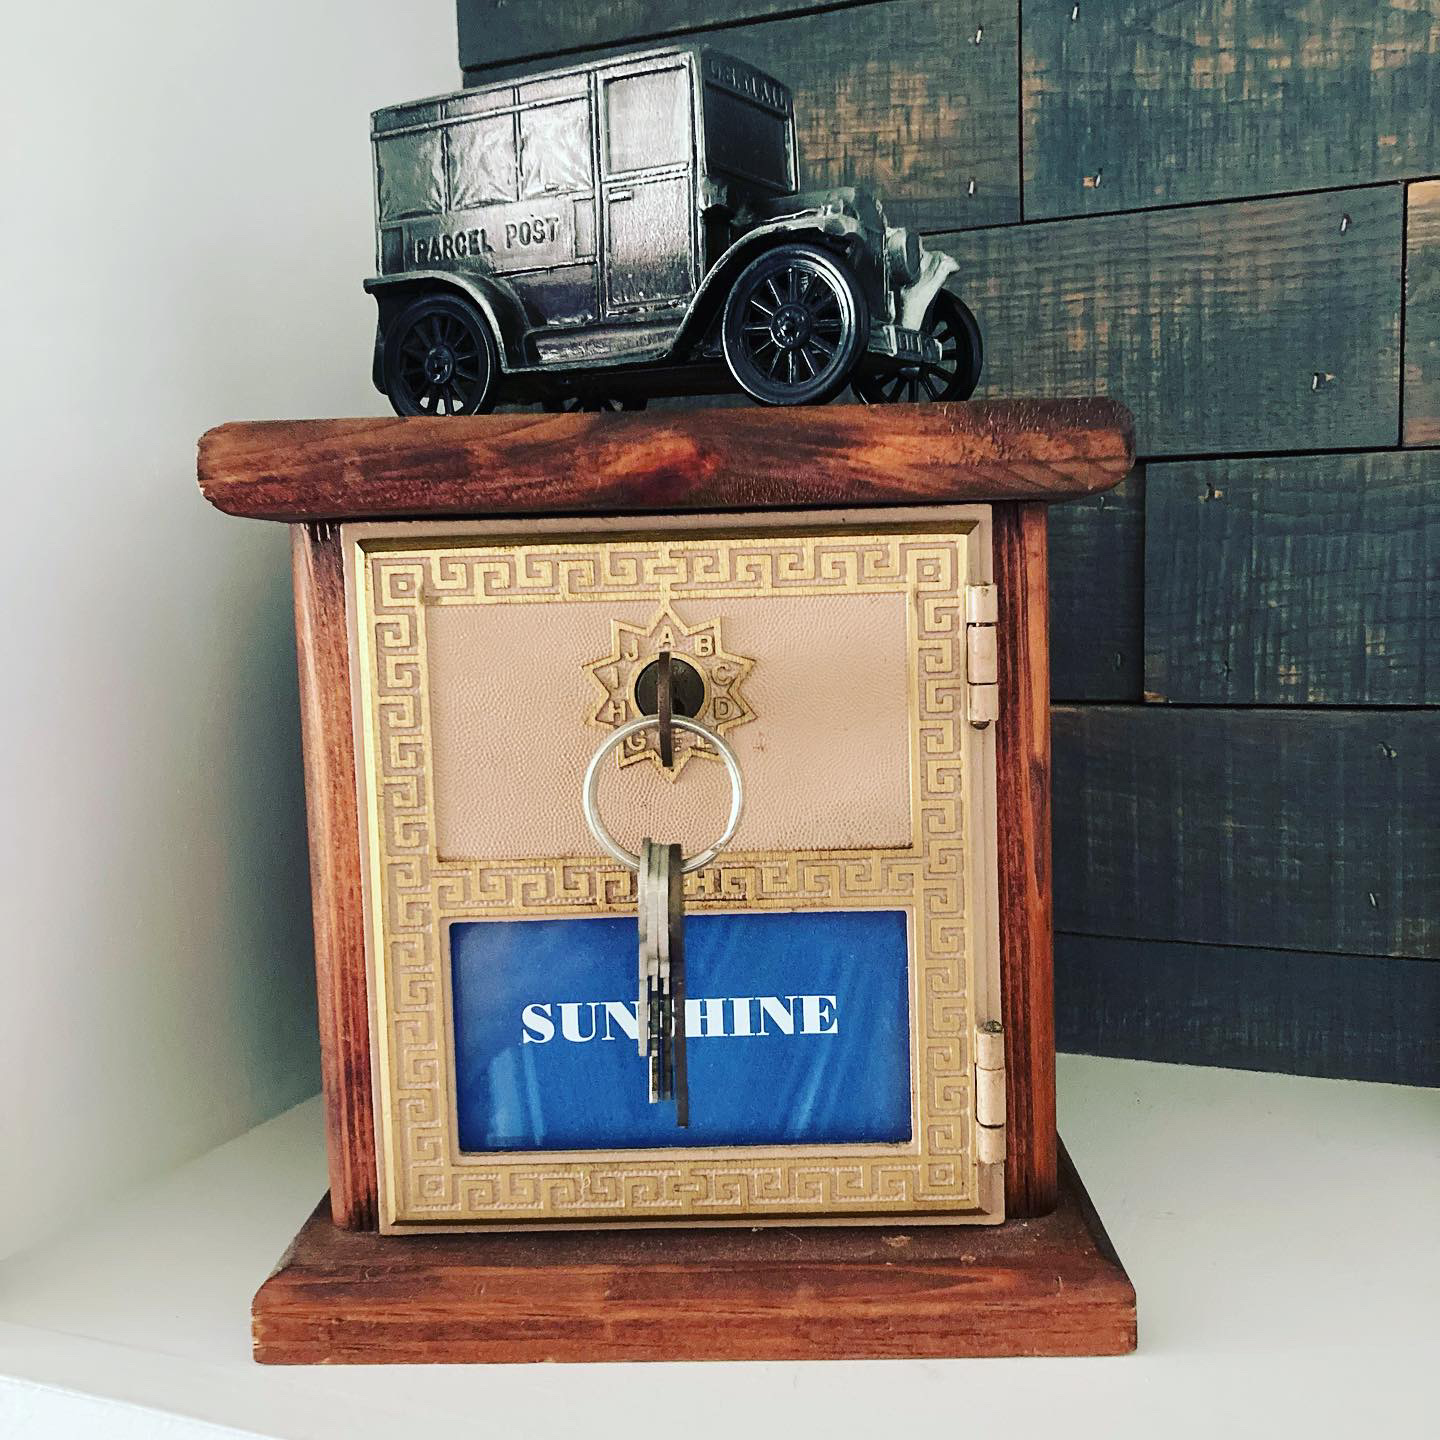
xmin=722 ymin=244 xmax=867 ymax=406
xmin=853 ymin=290 xmax=982 ymax=404
xmin=382 ymin=294 xmax=498 ymax=416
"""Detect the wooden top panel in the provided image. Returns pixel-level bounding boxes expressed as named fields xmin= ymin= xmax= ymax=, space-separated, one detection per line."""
xmin=197 ymin=400 xmax=1134 ymax=522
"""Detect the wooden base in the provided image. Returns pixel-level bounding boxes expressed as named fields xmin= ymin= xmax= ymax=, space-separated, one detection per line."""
xmin=252 ymin=1146 xmax=1135 ymax=1363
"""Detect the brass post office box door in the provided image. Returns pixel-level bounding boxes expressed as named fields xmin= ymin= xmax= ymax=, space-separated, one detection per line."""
xmin=346 ymin=508 xmax=1003 ymax=1231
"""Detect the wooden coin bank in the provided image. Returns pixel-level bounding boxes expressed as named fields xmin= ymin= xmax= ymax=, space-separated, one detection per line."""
xmin=198 ymin=399 xmax=1138 ymax=1363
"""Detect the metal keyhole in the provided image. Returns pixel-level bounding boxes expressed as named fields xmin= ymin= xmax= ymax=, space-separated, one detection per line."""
xmin=635 ymin=657 xmax=704 ymax=718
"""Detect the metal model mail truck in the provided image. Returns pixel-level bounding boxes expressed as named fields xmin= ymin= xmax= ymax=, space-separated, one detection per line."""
xmin=368 ymin=46 xmax=981 ymax=413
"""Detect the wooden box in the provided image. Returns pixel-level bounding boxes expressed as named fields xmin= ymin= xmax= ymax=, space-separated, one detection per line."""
xmin=198 ymin=399 xmax=1138 ymax=1361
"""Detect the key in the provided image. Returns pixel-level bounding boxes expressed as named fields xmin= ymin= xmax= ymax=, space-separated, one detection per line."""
xmin=583 ymin=711 xmax=743 ymax=1129
xmin=637 ymin=839 xmax=668 ymax=1101
xmin=667 ymin=841 xmax=688 ymax=1126
xmin=636 ymin=838 xmax=686 ymax=1122
xmin=637 ymin=838 xmax=660 ymax=1072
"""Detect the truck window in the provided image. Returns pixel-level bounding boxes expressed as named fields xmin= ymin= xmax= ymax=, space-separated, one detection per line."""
xmin=519 ymin=99 xmax=592 ymax=196
xmin=604 ymin=68 xmax=689 ymax=173
xmin=449 ymin=113 xmax=519 ymax=209
xmin=703 ymin=87 xmax=793 ymax=192
xmin=376 ymin=131 xmax=445 ymax=221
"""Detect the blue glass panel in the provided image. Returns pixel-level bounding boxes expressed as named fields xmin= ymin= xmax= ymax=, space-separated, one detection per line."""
xmin=450 ymin=910 xmax=911 ymax=1151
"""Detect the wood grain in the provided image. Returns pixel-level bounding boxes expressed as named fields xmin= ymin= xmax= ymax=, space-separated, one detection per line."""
xmin=470 ymin=0 xmax=1021 ymax=233
xmin=993 ymin=503 xmax=1057 ymax=1218
xmin=252 ymin=1145 xmax=1133 ymax=1363
xmin=1052 ymin=705 xmax=1440 ymax=961
xmin=1024 ymin=0 xmax=1440 ymax=218
xmin=1049 ymin=467 xmax=1144 ymax=702
xmin=197 ymin=400 xmax=1134 ymax=523
xmin=1405 ymin=179 xmax=1440 ymax=445
xmin=933 ymin=186 xmax=1403 ymax=456
xmin=1145 ymin=452 xmax=1440 ymax=705
xmin=291 ymin=526 xmax=378 ymax=1230
xmin=1057 ymin=933 xmax=1440 ymax=1087
xmin=459 ymin=0 xmax=832 ymax=68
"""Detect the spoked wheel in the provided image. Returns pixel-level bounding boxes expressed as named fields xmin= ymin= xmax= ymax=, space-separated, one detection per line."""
xmin=541 ymin=397 xmax=648 ymax=413
xmin=382 ymin=294 xmax=498 ymax=416
xmin=722 ymin=243 xmax=867 ymax=405
xmin=853 ymin=289 xmax=982 ymax=405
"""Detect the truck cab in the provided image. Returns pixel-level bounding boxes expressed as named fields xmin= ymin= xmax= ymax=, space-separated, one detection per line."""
xmin=367 ymin=46 xmax=980 ymax=412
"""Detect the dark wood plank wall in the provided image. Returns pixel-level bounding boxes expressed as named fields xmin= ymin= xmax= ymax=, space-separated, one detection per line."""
xmin=456 ymin=0 xmax=1440 ymax=1085
xmin=1022 ymin=0 xmax=1440 ymax=216
xmin=474 ymin=1 xmax=1021 ymax=232
xmin=1144 ymin=454 xmax=1439 ymax=705
xmin=935 ymin=188 xmax=1404 ymax=455
xmin=1049 ymin=470 xmax=1144 ymax=702
xmin=1408 ymin=181 xmax=1440 ymax=444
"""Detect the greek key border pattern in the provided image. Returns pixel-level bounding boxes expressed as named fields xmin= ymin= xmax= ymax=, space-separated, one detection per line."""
xmin=359 ymin=533 xmax=982 ymax=1223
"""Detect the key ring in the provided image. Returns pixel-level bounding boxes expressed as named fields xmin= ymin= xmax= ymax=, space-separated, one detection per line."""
xmin=582 ymin=715 xmax=744 ymax=874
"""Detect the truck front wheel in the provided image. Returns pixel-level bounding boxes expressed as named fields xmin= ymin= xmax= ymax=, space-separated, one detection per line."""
xmin=852 ymin=290 xmax=982 ymax=405
xmin=721 ymin=244 xmax=867 ymax=406
xmin=382 ymin=294 xmax=498 ymax=416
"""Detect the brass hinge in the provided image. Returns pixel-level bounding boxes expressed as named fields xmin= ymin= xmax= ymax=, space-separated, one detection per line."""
xmin=965 ymin=583 xmax=998 ymax=728
xmin=975 ymin=1019 xmax=1006 ymax=1165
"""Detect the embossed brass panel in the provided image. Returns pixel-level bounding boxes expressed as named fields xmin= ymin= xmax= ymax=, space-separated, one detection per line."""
xmin=347 ymin=510 xmax=1002 ymax=1231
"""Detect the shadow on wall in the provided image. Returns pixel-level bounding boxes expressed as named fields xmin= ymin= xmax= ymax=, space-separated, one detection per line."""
xmin=212 ymin=532 xmax=320 ymax=1124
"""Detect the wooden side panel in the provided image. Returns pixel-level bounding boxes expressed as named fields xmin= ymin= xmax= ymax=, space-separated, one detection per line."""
xmin=933 ymin=186 xmax=1404 ymax=456
xmin=1057 ymin=934 xmax=1440 ymax=1087
xmin=471 ymin=0 xmax=1021 ymax=233
xmin=1049 ymin=468 xmax=1144 ymax=701
xmin=1406 ymin=179 xmax=1440 ymax=445
xmin=992 ymin=503 xmax=1057 ymax=1218
xmin=1052 ymin=706 xmax=1440 ymax=960
xmin=1024 ymin=0 xmax=1440 ymax=219
xmin=458 ymin=0 xmax=822 ymax=68
xmin=1145 ymin=452 xmax=1440 ymax=705
xmin=291 ymin=525 xmax=378 ymax=1231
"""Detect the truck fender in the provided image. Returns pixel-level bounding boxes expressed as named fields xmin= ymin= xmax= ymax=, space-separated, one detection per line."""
xmin=673 ymin=213 xmax=868 ymax=353
xmin=364 ymin=271 xmax=526 ymax=372
xmin=897 ymin=249 xmax=961 ymax=331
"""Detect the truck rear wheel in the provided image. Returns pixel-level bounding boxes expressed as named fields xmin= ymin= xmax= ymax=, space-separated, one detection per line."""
xmin=852 ymin=290 xmax=982 ymax=405
xmin=722 ymin=244 xmax=867 ymax=406
xmin=382 ymin=294 xmax=498 ymax=416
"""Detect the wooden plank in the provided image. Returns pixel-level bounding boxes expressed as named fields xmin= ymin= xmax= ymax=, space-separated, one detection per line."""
xmin=1049 ymin=467 xmax=1144 ymax=701
xmin=458 ymin=0 xmax=822 ymax=69
xmin=1052 ymin=706 xmax=1440 ymax=960
xmin=469 ymin=0 xmax=1021 ymax=233
xmin=291 ymin=526 xmax=378 ymax=1230
xmin=1056 ymin=934 xmax=1440 ymax=1088
xmin=1023 ymin=1 xmax=1440 ymax=219
xmin=196 ymin=399 xmax=1134 ymax=523
xmin=993 ymin=503 xmax=1058 ymax=1218
xmin=932 ymin=186 xmax=1404 ymax=456
xmin=252 ymin=1150 xmax=1135 ymax=1363
xmin=1145 ymin=452 xmax=1440 ymax=705
xmin=1405 ymin=179 xmax=1440 ymax=445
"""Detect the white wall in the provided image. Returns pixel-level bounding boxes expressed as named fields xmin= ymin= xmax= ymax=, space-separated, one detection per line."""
xmin=0 ymin=0 xmax=459 ymax=1258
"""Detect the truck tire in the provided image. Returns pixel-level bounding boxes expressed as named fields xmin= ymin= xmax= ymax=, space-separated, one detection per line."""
xmin=852 ymin=290 xmax=982 ymax=405
xmin=382 ymin=293 xmax=498 ymax=416
xmin=721 ymin=244 xmax=867 ymax=406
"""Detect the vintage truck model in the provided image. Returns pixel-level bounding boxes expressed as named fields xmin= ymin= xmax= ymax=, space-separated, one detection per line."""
xmin=368 ymin=46 xmax=981 ymax=413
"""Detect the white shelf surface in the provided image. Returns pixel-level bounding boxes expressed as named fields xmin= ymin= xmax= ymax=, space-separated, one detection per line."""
xmin=1 ymin=1054 xmax=1435 ymax=1440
